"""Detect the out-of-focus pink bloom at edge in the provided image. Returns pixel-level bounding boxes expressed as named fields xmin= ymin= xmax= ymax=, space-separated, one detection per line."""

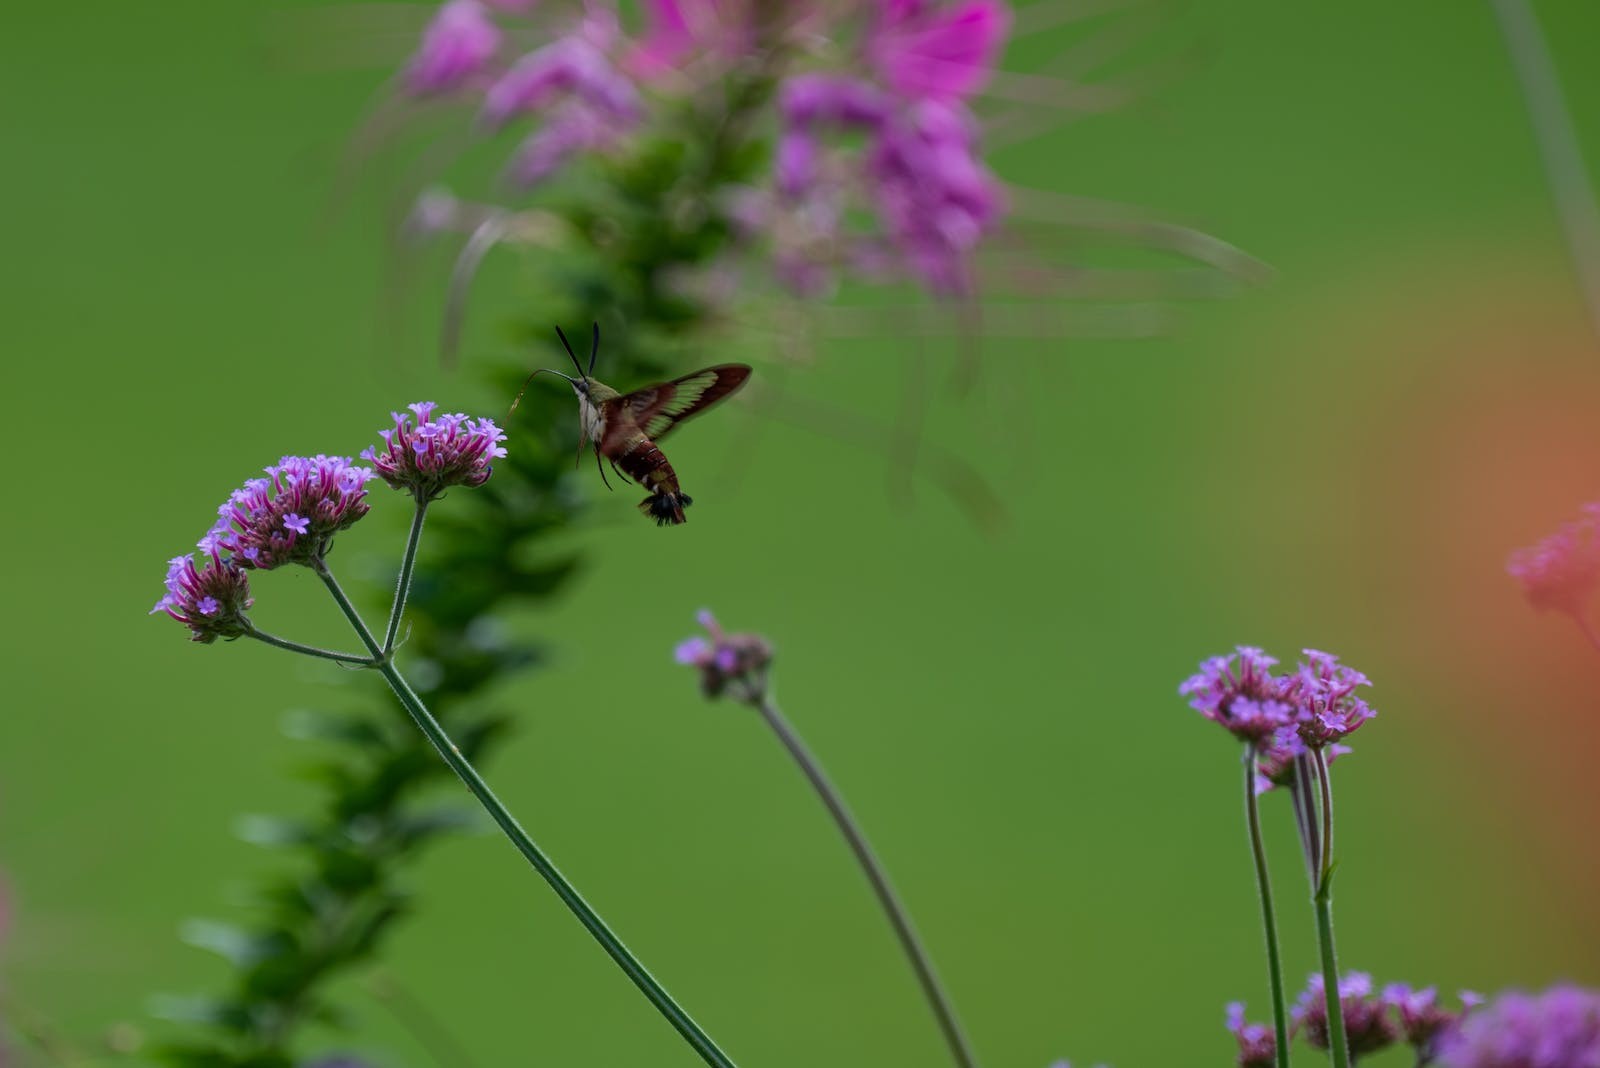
xmin=868 ymin=0 xmax=1011 ymax=102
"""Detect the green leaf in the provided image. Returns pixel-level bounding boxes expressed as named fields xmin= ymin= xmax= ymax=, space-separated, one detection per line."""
xmin=180 ymin=919 xmax=280 ymax=968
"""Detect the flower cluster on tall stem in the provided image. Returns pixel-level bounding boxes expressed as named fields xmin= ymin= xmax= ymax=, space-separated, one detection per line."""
xmin=1182 ymin=645 xmax=1379 ymax=1068
xmin=152 ymin=408 xmax=738 ymax=1068
xmin=676 ymin=610 xmax=981 ymax=1068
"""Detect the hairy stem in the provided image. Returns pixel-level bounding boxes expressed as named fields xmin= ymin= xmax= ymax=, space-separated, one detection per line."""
xmin=753 ymin=694 xmax=980 ymax=1068
xmin=1489 ymin=0 xmax=1600 ymax=343
xmin=243 ymin=626 xmax=374 ymax=666
xmin=384 ymin=499 xmax=429 ymax=655
xmin=1311 ymin=747 xmax=1350 ymax=1068
xmin=312 ymin=557 xmax=739 ymax=1068
xmin=1244 ymin=747 xmax=1291 ymax=1068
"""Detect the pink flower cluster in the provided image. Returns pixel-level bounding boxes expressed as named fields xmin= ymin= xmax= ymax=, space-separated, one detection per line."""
xmin=674 ymin=609 xmax=773 ymax=700
xmin=1507 ymin=503 xmax=1600 ymax=618
xmin=753 ymin=2 xmax=1009 ymax=296
xmin=398 ymin=0 xmax=1011 ymax=294
xmin=153 ymin=404 xmax=506 ymax=641
xmin=1438 ymin=985 xmax=1600 ymax=1068
xmin=1226 ymin=1001 xmax=1277 ymax=1068
xmin=149 ymin=544 xmax=255 ymax=643
xmin=1179 ymin=646 xmax=1375 ymax=793
xmin=203 ymin=456 xmax=375 ymax=571
xmin=403 ymin=0 xmax=642 ymax=188
xmin=1231 ymin=976 xmax=1481 ymax=1065
xmin=361 ymin=402 xmax=508 ymax=501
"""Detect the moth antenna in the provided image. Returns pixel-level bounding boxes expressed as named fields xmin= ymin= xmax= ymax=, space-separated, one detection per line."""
xmin=554 ymin=325 xmax=587 ymax=381
xmin=589 ymin=321 xmax=600 ymax=378
xmin=509 ymin=367 xmax=573 ymax=415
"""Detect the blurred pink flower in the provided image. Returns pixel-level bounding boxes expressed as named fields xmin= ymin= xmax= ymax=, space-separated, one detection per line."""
xmin=1508 ymin=505 xmax=1600 ymax=618
xmin=404 ymin=0 xmax=503 ymax=95
xmin=866 ymin=0 xmax=1010 ymax=102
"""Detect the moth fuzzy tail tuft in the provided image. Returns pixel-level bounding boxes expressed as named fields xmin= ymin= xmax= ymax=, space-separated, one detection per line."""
xmin=639 ymin=491 xmax=692 ymax=526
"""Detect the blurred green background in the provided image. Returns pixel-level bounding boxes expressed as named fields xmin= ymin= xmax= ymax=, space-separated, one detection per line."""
xmin=5 ymin=1 xmax=1600 ymax=1065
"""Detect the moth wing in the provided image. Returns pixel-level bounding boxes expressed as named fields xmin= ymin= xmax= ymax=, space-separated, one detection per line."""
xmin=618 ymin=364 xmax=752 ymax=440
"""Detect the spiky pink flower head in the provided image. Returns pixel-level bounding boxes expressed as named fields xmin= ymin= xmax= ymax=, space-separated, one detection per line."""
xmin=405 ymin=0 xmax=503 ymax=96
xmin=1384 ymin=984 xmax=1483 ymax=1062
xmin=866 ymin=0 xmax=1011 ymax=103
xmin=1507 ymin=507 xmax=1600 ymax=618
xmin=204 ymin=456 xmax=373 ymax=570
xmin=150 ymin=546 xmax=254 ymax=643
xmin=1226 ymin=1003 xmax=1276 ymax=1068
xmin=1286 ymin=649 xmax=1375 ymax=748
xmin=507 ymin=100 xmax=634 ymax=187
xmin=1437 ymin=985 xmax=1600 ymax=1068
xmin=1293 ymin=973 xmax=1400 ymax=1058
xmin=674 ymin=608 xmax=773 ymax=700
xmin=866 ymin=97 xmax=1003 ymax=294
xmin=482 ymin=34 xmax=640 ymax=129
xmin=1179 ymin=646 xmax=1294 ymax=745
xmin=361 ymin=402 xmax=508 ymax=500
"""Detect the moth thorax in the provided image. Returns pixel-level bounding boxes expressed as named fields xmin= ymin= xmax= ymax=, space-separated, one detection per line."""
xmin=578 ymin=395 xmax=605 ymax=442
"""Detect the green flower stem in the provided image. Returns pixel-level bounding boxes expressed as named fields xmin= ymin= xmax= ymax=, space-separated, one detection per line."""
xmin=1489 ymin=0 xmax=1600 ymax=342
xmin=752 ymin=693 xmax=980 ymax=1068
xmin=1310 ymin=747 xmax=1350 ymax=1068
xmin=310 ymin=556 xmax=738 ymax=1068
xmin=242 ymin=626 xmax=374 ymax=666
xmin=384 ymin=499 xmax=429 ymax=655
xmin=1244 ymin=747 xmax=1291 ymax=1068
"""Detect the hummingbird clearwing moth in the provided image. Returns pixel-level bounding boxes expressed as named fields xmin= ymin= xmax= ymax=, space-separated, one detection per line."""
xmin=511 ymin=323 xmax=752 ymax=525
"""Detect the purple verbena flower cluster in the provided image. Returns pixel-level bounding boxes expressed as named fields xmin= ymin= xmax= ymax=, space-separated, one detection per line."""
xmin=1437 ymin=985 xmax=1600 ymax=1068
xmin=674 ymin=609 xmax=773 ymax=700
xmin=1226 ymin=1002 xmax=1277 ymax=1068
xmin=204 ymin=456 xmax=374 ymax=571
xmin=1179 ymin=645 xmax=1375 ymax=793
xmin=1293 ymin=972 xmax=1400 ymax=1057
xmin=398 ymin=0 xmax=1011 ymax=296
xmin=1267 ymin=975 xmax=1480 ymax=1065
xmin=153 ymin=404 xmax=504 ymax=640
xmin=1389 ymin=984 xmax=1486 ymax=1063
xmin=149 ymin=546 xmax=254 ymax=644
xmin=361 ymin=402 xmax=508 ymax=500
xmin=1507 ymin=504 xmax=1600 ymax=619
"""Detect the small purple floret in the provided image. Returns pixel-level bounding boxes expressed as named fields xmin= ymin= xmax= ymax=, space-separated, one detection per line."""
xmin=361 ymin=402 xmax=508 ymax=500
xmin=1226 ymin=1002 xmax=1277 ymax=1068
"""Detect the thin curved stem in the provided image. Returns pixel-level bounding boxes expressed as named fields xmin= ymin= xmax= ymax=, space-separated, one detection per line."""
xmin=1311 ymin=747 xmax=1350 ymax=1068
xmin=311 ymin=557 xmax=738 ymax=1068
xmin=752 ymin=694 xmax=980 ymax=1068
xmin=384 ymin=500 xmax=429 ymax=654
xmin=1489 ymin=0 xmax=1600 ymax=343
xmin=243 ymin=626 xmax=374 ymax=666
xmin=1573 ymin=612 xmax=1600 ymax=653
xmin=1244 ymin=747 xmax=1291 ymax=1068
